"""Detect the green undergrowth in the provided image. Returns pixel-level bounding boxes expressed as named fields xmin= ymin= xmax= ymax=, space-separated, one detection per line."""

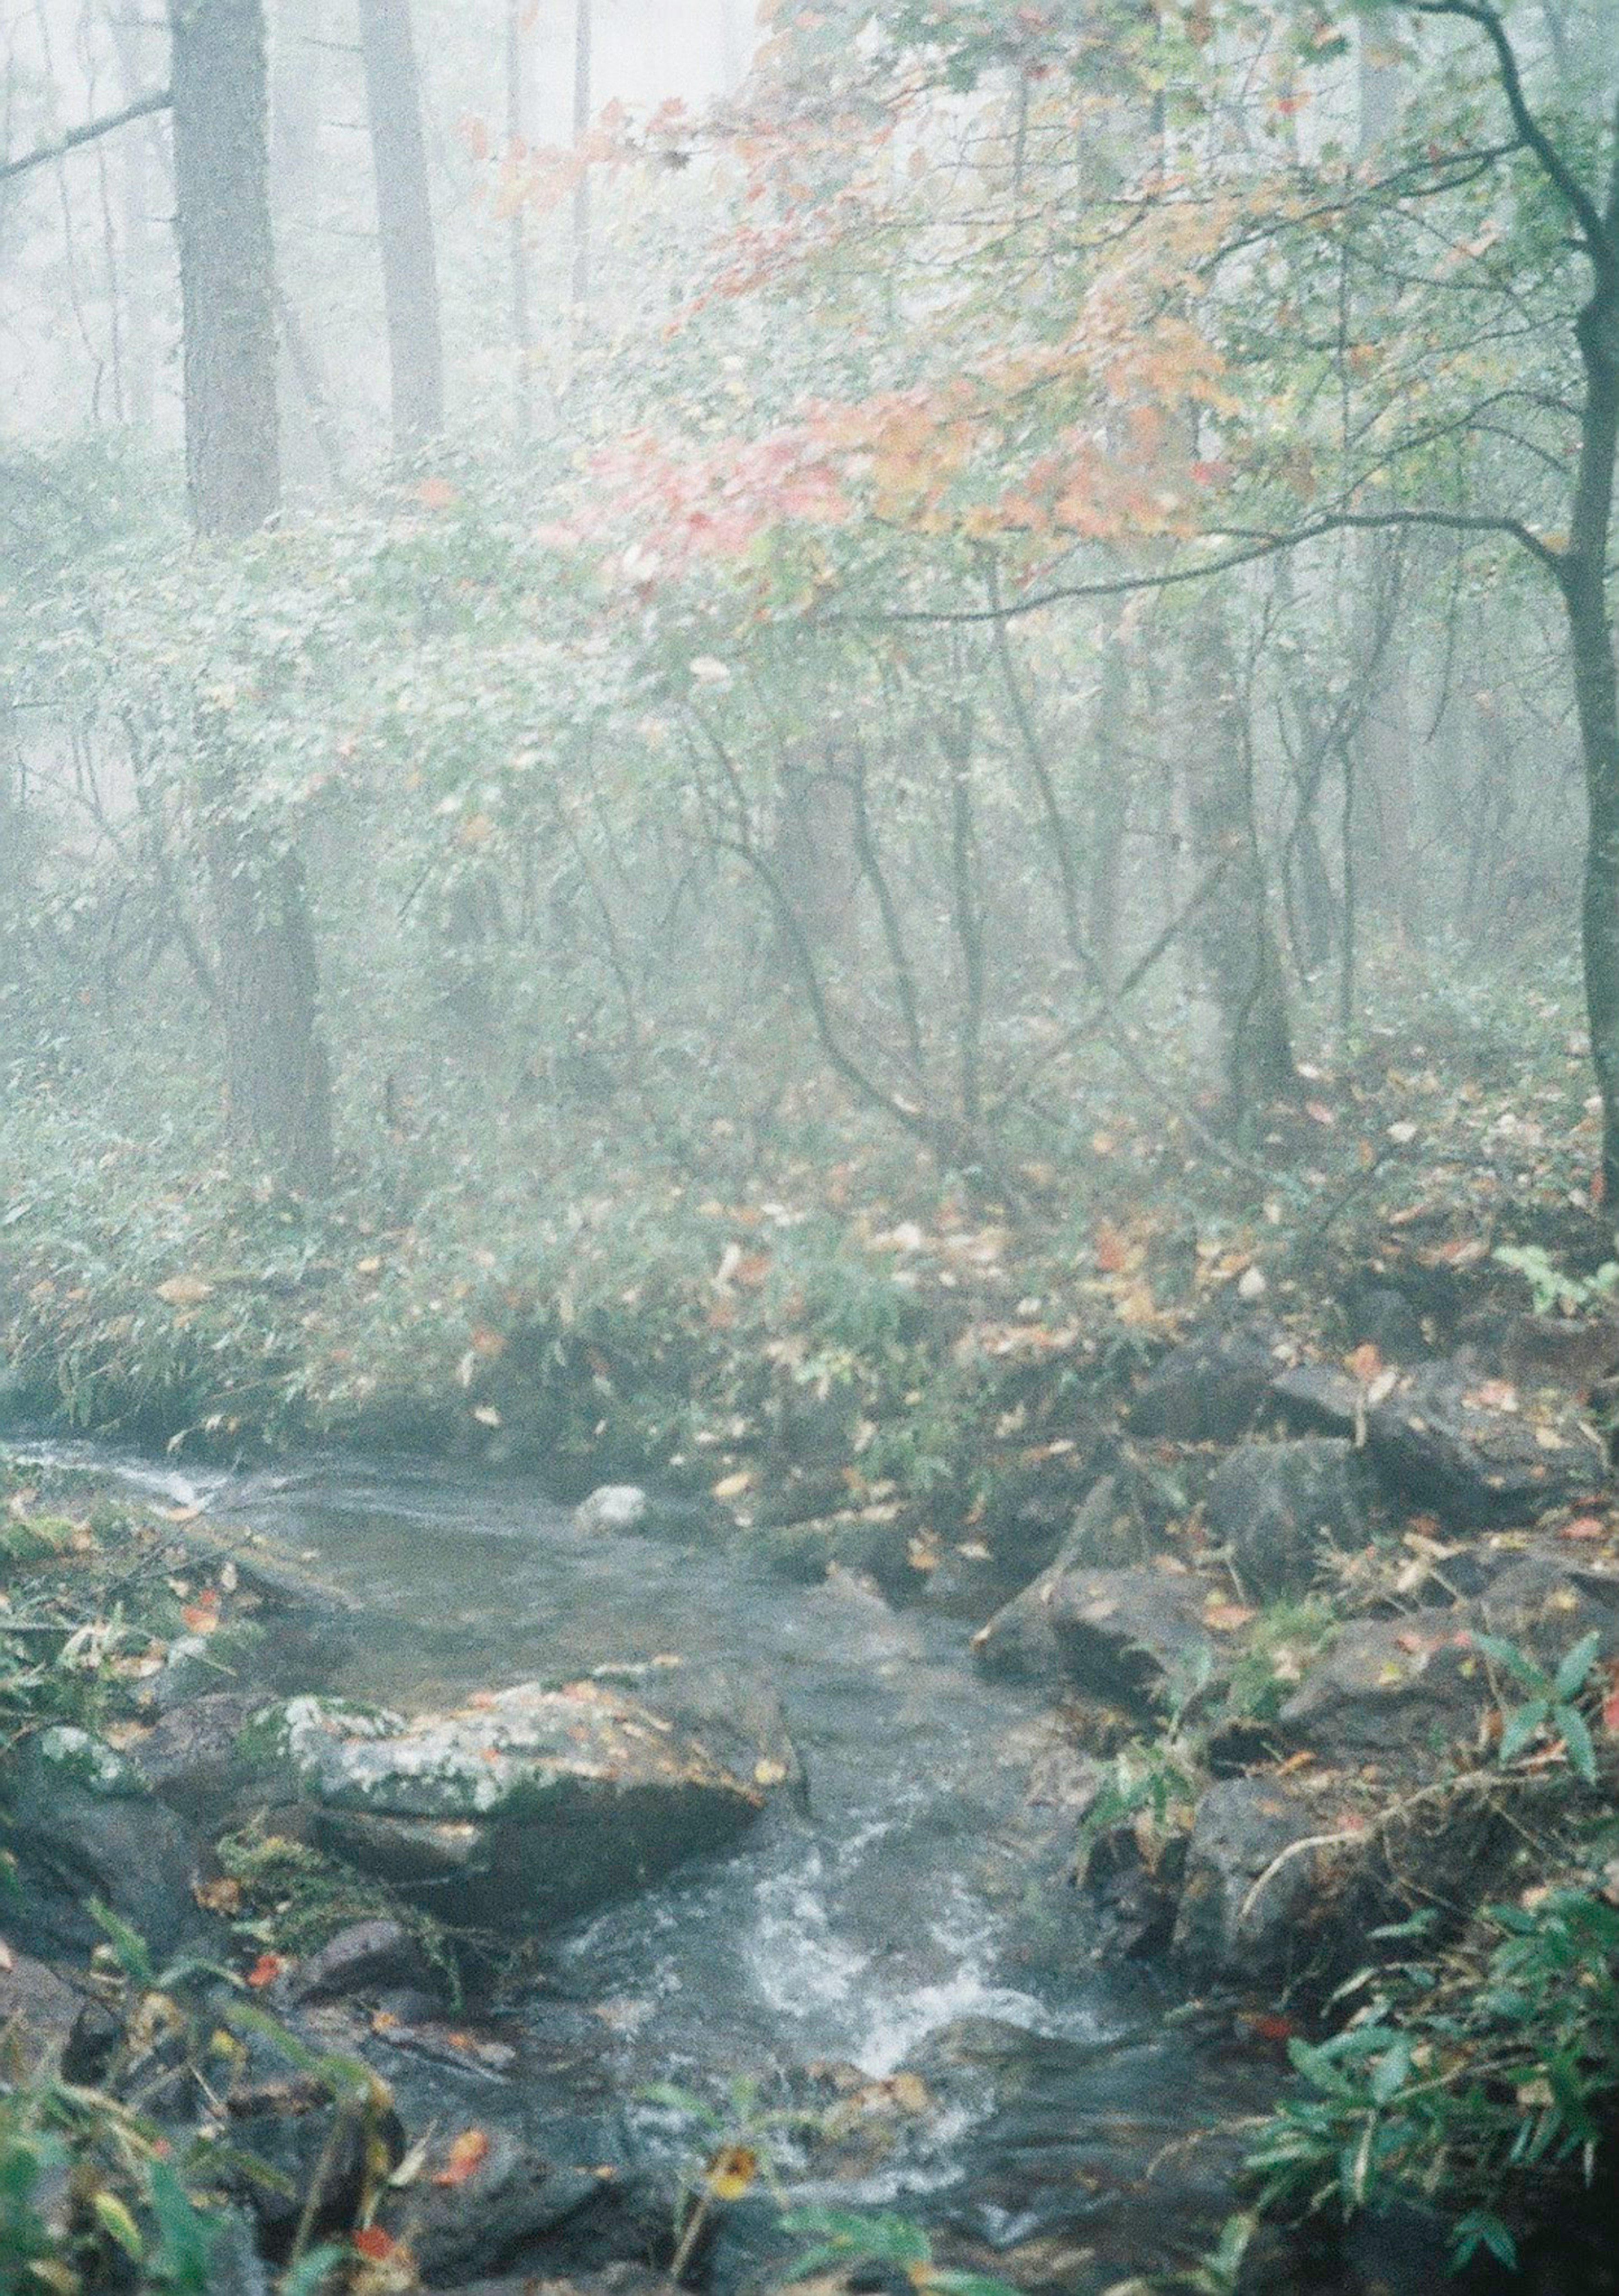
xmin=1099 ymin=1604 xmax=1619 ymax=2278
xmin=2 ymin=942 xmax=1609 ymax=1533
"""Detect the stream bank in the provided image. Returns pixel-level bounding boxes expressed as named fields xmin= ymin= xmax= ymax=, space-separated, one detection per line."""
xmin=5 ymin=1180 xmax=1619 ymax=2291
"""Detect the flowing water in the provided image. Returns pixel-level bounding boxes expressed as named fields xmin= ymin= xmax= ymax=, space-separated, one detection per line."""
xmin=16 ymin=1443 xmax=1364 ymax=2289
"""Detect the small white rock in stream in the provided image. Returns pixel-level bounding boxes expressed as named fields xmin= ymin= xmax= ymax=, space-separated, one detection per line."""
xmin=574 ymin=1484 xmax=650 ymax=1534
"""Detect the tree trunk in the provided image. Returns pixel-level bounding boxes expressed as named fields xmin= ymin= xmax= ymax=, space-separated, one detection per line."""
xmin=169 ymin=0 xmax=335 ymax=1194
xmin=571 ymin=0 xmax=592 ymax=306
xmin=506 ymin=0 xmax=532 ymax=434
xmin=1183 ymin=611 xmax=1297 ymax=1129
xmin=169 ymin=0 xmax=280 ymax=535
xmin=1086 ymin=637 xmax=1130 ymax=993
xmin=357 ymin=0 xmax=444 ymax=452
xmin=1553 ymin=133 xmax=1619 ymax=1202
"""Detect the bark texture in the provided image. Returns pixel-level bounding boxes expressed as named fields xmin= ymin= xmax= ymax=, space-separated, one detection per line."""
xmin=169 ymin=0 xmax=280 ymax=537
xmin=358 ymin=0 xmax=444 ymax=450
xmin=169 ymin=0 xmax=335 ymax=1192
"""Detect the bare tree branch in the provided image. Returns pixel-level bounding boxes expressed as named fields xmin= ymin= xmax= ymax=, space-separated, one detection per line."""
xmin=0 ymin=89 xmax=172 ymax=185
xmin=1413 ymin=0 xmax=1612 ymax=274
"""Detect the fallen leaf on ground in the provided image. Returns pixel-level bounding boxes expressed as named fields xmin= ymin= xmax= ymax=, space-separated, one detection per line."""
xmin=432 ymin=2128 xmax=491 ymax=2187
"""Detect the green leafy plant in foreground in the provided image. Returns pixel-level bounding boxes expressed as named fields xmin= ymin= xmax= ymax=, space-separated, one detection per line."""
xmin=780 ymin=2206 xmax=1019 ymax=2296
xmin=1473 ymin=1629 xmax=1604 ymax=1787
xmin=1245 ymin=1880 xmax=1619 ymax=2274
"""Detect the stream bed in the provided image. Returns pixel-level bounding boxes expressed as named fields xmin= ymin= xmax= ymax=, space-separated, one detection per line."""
xmin=19 ymin=1443 xmax=1443 ymax=2293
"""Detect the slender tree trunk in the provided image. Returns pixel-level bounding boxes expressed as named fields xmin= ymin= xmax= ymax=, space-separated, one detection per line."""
xmin=1565 ymin=306 xmax=1619 ymax=1200
xmin=1183 ymin=611 xmax=1296 ymax=1129
xmin=357 ymin=0 xmax=444 ymax=451
xmin=571 ymin=0 xmax=592 ymax=305
xmin=169 ymin=0 xmax=334 ymax=1194
xmin=1541 ymin=109 xmax=1619 ymax=1199
xmin=270 ymin=0 xmax=344 ymax=492
xmin=506 ymin=0 xmax=532 ymax=433
xmin=1086 ymin=637 xmax=1130 ymax=992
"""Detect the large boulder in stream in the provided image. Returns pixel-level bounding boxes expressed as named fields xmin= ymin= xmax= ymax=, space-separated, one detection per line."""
xmin=264 ymin=1680 xmax=772 ymax=1933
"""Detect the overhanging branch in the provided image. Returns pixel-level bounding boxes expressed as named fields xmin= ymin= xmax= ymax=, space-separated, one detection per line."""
xmin=855 ymin=506 xmax=1563 ymax=626
xmin=0 ymin=88 xmax=172 ymax=185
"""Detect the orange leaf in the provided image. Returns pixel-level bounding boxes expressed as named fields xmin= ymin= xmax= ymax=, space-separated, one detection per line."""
xmin=1345 ymin=1342 xmax=1383 ymax=1384
xmin=352 ymin=2228 xmax=402 ymax=2262
xmin=1093 ymin=1221 xmax=1130 ymax=1274
xmin=1561 ymin=1516 xmax=1607 ymax=1541
xmin=433 ymin=2128 xmax=492 ymax=2187
xmin=180 ymin=1589 xmax=221 ymax=1635
xmin=246 ymin=1952 xmax=285 ymax=1990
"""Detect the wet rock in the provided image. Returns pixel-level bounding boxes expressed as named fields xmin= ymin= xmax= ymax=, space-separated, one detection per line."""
xmin=1269 ymin=1359 xmax=1362 ymax=1436
xmin=1206 ymin=1438 xmax=1377 ymax=1599
xmin=1345 ymin=1284 xmax=1431 ymax=1363
xmin=1172 ymin=1775 xmax=1345 ymax=1984
xmin=978 ymin=1562 xmax=1215 ymax=1707
xmin=754 ymin=1507 xmax=917 ymax=1596
xmin=127 ymin=1690 xmax=268 ymax=1826
xmin=0 ymin=1951 xmax=91 ymax=2077
xmin=219 ymin=2086 xmax=405 ymax=2258
xmin=1479 ymin=1549 xmax=1619 ymax=1671
xmin=1127 ymin=1316 xmax=1292 ymax=1444
xmin=586 ymin=1661 xmax=804 ymax=1806
xmin=1281 ymin=1555 xmax=1619 ymax=1768
xmin=1367 ymin=1360 xmax=1606 ymax=1527
xmin=896 ymin=2017 xmax=1283 ymax=2291
xmin=286 ymin=1919 xmax=428 ymax=2005
xmin=0 ymin=1726 xmax=200 ymax=1960
xmin=1278 ymin=1608 xmax=1484 ymax=1759
xmin=573 ymin=1486 xmax=649 ymax=1536
xmin=399 ymin=2128 xmax=610 ymax=2285
xmin=1455 ymin=1307 xmax=1619 ymax=1396
xmin=969 ymin=1475 xmax=1174 ymax=1685
xmin=267 ymin=1682 xmax=766 ymax=1933
xmin=148 ymin=1632 xmax=235 ymax=1715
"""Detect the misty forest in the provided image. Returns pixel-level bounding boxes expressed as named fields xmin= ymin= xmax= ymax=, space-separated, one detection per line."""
xmin=10 ymin=0 xmax=1619 ymax=2291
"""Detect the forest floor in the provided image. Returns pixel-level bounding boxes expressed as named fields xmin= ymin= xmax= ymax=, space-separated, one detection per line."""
xmin=4 ymin=946 xmax=1619 ymax=2286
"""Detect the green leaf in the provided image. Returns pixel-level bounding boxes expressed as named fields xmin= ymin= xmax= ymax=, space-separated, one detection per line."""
xmin=90 ymin=2189 xmax=143 ymax=2261
xmin=1450 ymin=2211 xmax=1517 ymax=2271
xmin=1470 ymin=1633 xmax=1548 ymax=1693
xmin=1369 ymin=2036 xmax=1413 ymax=2105
xmin=1498 ymin=1700 xmax=1551 ymax=1763
xmin=1554 ymin=1632 xmax=1603 ymax=1703
xmin=277 ymin=2240 xmax=346 ymax=2296
xmin=1556 ymin=1704 xmax=1598 ymax=1786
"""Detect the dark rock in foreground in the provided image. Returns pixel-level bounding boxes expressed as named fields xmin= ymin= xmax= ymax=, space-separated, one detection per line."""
xmin=0 ymin=1725 xmax=200 ymax=1961
xmin=1367 ymin=1359 xmax=1606 ymax=1527
xmin=1205 ymin=1436 xmax=1377 ymax=1598
xmin=1127 ymin=1317 xmax=1293 ymax=1444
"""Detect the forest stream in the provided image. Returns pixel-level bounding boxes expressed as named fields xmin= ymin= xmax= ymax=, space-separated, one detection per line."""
xmin=13 ymin=1439 xmax=1324 ymax=2296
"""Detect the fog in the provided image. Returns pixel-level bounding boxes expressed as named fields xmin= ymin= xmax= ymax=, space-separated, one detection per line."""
xmin=3 ymin=7 xmax=1619 ymax=2291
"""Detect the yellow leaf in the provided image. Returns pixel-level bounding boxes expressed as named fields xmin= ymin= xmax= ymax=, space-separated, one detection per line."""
xmin=90 ymin=2193 xmax=143 ymax=2261
xmin=712 ymin=1471 xmax=753 ymax=1501
xmin=703 ymin=2144 xmax=758 ymax=2202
